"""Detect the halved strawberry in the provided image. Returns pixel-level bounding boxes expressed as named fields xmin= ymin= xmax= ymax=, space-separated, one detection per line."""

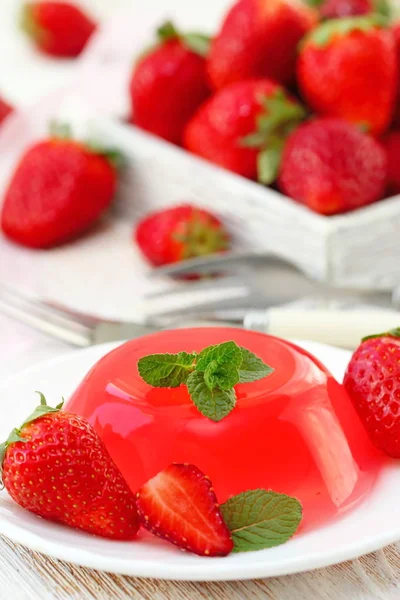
xmin=136 ymin=464 xmax=233 ymax=556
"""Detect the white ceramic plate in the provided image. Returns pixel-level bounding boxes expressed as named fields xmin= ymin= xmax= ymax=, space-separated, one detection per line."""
xmin=0 ymin=339 xmax=398 ymax=581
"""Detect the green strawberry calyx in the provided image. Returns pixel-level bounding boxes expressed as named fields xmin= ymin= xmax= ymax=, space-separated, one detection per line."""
xmin=362 ymin=327 xmax=400 ymax=342
xmin=310 ymin=0 xmax=391 ymax=18
xmin=0 ymin=393 xmax=64 ymax=484
xmin=303 ymin=14 xmax=389 ymax=47
xmin=373 ymin=0 xmax=391 ymax=18
xmin=157 ymin=20 xmax=211 ymax=57
xmin=303 ymin=0 xmax=324 ymax=6
xmin=49 ymin=121 xmax=126 ymax=170
xmin=241 ymin=89 xmax=307 ymax=185
xmin=173 ymin=210 xmax=230 ymax=259
xmin=20 ymin=4 xmax=49 ymax=45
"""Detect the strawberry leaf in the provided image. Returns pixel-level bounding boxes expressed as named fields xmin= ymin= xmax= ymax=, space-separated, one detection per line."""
xmin=138 ymin=352 xmax=196 ymax=387
xmin=187 ymin=371 xmax=236 ymax=421
xmin=362 ymin=327 xmax=400 ymax=342
xmin=240 ymin=89 xmax=306 ymax=184
xmin=49 ymin=121 xmax=72 ymax=140
xmin=374 ymin=0 xmax=391 ymax=17
xmin=241 ymin=131 xmax=268 ymax=148
xmin=157 ymin=21 xmax=180 ymax=43
xmin=20 ymin=4 xmax=47 ymax=44
xmin=20 ymin=392 xmax=64 ymax=429
xmin=304 ymin=14 xmax=389 ymax=48
xmin=182 ymin=33 xmax=211 ymax=57
xmin=221 ymin=490 xmax=303 ymax=552
xmin=156 ymin=21 xmax=211 ymax=57
xmin=257 ymin=147 xmax=282 ymax=185
xmin=85 ymin=141 xmax=126 ymax=170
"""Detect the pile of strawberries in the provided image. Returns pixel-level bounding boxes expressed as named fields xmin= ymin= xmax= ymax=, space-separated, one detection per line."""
xmin=129 ymin=0 xmax=400 ymax=216
xmin=3 ymin=0 xmax=400 ymax=253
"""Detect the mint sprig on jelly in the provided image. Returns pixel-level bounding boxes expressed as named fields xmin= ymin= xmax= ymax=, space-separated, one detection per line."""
xmin=138 ymin=341 xmax=274 ymax=422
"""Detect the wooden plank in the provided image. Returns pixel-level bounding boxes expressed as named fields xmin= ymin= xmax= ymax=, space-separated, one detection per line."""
xmin=1 ymin=536 xmax=400 ymax=600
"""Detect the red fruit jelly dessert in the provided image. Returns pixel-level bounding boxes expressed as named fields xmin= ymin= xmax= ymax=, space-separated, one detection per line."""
xmin=66 ymin=328 xmax=382 ymax=530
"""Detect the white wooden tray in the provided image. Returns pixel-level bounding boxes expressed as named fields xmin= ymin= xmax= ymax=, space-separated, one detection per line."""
xmin=88 ymin=117 xmax=400 ymax=291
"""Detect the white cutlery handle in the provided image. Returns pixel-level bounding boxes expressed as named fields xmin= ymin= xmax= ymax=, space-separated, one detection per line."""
xmin=245 ymin=309 xmax=400 ymax=349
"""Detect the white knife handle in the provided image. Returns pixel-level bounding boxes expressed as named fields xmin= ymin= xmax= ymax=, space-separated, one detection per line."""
xmin=244 ymin=309 xmax=400 ymax=350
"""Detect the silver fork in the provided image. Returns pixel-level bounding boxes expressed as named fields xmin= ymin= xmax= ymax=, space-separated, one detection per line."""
xmin=0 ymin=253 xmax=300 ymax=347
xmin=2 ymin=281 xmax=400 ymax=350
xmin=0 ymin=284 xmax=159 ymax=347
xmin=0 ymin=276 xmax=273 ymax=347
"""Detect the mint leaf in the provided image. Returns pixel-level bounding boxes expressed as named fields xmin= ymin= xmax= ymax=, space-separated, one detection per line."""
xmin=221 ymin=490 xmax=302 ymax=553
xmin=204 ymin=361 xmax=240 ymax=391
xmin=238 ymin=348 xmax=274 ymax=383
xmin=137 ymin=341 xmax=273 ymax=422
xmin=138 ymin=352 xmax=196 ymax=387
xmin=187 ymin=371 xmax=236 ymax=421
xmin=204 ymin=360 xmax=219 ymax=390
xmin=196 ymin=341 xmax=242 ymax=372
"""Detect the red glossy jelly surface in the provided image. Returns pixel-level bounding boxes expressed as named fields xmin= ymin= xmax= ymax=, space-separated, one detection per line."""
xmin=66 ymin=328 xmax=383 ymax=530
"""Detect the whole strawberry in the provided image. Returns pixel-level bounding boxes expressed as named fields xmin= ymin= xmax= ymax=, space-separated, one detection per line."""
xmin=21 ymin=1 xmax=97 ymax=58
xmin=344 ymin=330 xmax=400 ymax=457
xmin=184 ymin=79 xmax=306 ymax=182
xmin=278 ymin=118 xmax=387 ymax=215
xmin=130 ymin=21 xmax=210 ymax=146
xmin=1 ymin=394 xmax=140 ymax=538
xmin=135 ymin=204 xmax=230 ymax=267
xmin=207 ymin=0 xmax=317 ymax=89
xmin=1 ymin=127 xmax=119 ymax=248
xmin=381 ymin=131 xmax=400 ymax=195
xmin=136 ymin=463 xmax=233 ymax=556
xmin=297 ymin=15 xmax=398 ymax=135
xmin=0 ymin=97 xmax=13 ymax=126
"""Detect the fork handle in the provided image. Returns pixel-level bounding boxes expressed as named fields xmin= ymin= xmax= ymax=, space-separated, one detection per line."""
xmin=244 ymin=308 xmax=400 ymax=350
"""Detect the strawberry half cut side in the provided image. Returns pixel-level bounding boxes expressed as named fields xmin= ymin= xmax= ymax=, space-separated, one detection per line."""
xmin=136 ymin=463 xmax=233 ymax=556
